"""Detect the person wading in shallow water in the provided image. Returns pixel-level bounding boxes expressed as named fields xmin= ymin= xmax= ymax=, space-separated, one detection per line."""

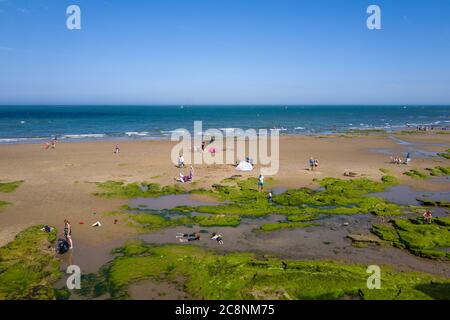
xmin=64 ymin=219 xmax=73 ymax=250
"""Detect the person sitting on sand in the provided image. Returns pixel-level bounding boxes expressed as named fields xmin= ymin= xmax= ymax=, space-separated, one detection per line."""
xmin=64 ymin=219 xmax=73 ymax=250
xmin=177 ymin=173 xmax=191 ymax=183
xmin=177 ymin=166 xmax=194 ymax=183
xmin=423 ymin=209 xmax=432 ymax=224
xmin=177 ymin=232 xmax=200 ymax=242
xmin=210 ymin=232 xmax=224 ymax=245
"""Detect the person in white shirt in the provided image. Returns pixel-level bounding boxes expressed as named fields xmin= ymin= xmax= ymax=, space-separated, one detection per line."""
xmin=258 ymin=174 xmax=264 ymax=192
xmin=178 ymin=154 xmax=185 ymax=168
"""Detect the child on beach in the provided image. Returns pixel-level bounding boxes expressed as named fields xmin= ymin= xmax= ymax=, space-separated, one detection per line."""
xmin=423 ymin=210 xmax=432 ymax=224
xmin=268 ymin=192 xmax=273 ymax=203
xmin=210 ymin=233 xmax=224 ymax=245
xmin=178 ymin=154 xmax=185 ymax=168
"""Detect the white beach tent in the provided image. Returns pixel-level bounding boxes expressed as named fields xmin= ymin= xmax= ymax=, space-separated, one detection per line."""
xmin=236 ymin=160 xmax=253 ymax=171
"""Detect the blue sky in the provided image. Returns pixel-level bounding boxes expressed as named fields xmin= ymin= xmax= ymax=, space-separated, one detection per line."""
xmin=0 ymin=0 xmax=449 ymax=105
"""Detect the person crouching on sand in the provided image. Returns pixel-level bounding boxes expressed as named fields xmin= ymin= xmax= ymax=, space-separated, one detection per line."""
xmin=64 ymin=219 xmax=73 ymax=250
xmin=268 ymin=192 xmax=273 ymax=203
xmin=423 ymin=210 xmax=432 ymax=224
xmin=210 ymin=233 xmax=224 ymax=245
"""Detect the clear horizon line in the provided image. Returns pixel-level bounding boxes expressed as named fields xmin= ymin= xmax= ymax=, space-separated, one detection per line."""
xmin=1 ymin=104 xmax=450 ymax=107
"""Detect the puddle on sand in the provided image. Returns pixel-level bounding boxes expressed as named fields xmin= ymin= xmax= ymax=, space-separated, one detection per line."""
xmin=129 ymin=194 xmax=221 ymax=210
xmin=389 ymin=136 xmax=448 ymax=149
xmin=369 ymin=136 xmax=446 ymax=158
xmin=270 ymin=187 xmax=287 ymax=195
xmin=57 ymin=238 xmax=126 ymax=274
xmin=370 ymin=185 xmax=450 ymax=208
xmin=431 ymin=176 xmax=450 ymax=184
xmin=138 ymin=212 xmax=450 ymax=278
xmin=370 ymin=148 xmax=436 ymax=158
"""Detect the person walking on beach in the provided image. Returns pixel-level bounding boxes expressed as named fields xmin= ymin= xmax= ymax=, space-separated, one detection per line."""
xmin=114 ymin=144 xmax=120 ymax=154
xmin=309 ymin=157 xmax=315 ymax=171
xmin=314 ymin=159 xmax=319 ymax=169
xmin=258 ymin=174 xmax=264 ymax=192
xmin=405 ymin=152 xmax=411 ymax=165
xmin=178 ymin=154 xmax=185 ymax=168
xmin=64 ymin=219 xmax=73 ymax=250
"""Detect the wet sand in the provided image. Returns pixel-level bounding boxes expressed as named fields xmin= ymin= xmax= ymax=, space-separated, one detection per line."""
xmin=0 ymin=133 xmax=449 ymax=287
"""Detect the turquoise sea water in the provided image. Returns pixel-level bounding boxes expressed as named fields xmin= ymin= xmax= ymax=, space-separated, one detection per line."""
xmin=0 ymin=105 xmax=449 ymax=143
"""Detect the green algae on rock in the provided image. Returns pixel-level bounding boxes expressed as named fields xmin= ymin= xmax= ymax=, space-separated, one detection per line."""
xmin=403 ymin=169 xmax=428 ymax=179
xmin=0 ymin=180 xmax=24 ymax=193
xmin=426 ymin=166 xmax=450 ymax=177
xmin=0 ymin=226 xmax=62 ymax=300
xmin=79 ymin=242 xmax=450 ymax=300
xmin=93 ymin=181 xmax=186 ymax=199
xmin=372 ymin=218 xmax=450 ymax=260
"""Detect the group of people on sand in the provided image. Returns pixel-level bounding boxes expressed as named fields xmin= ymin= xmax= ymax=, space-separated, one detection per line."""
xmin=309 ymin=157 xmax=319 ymax=171
xmin=390 ymin=152 xmax=411 ymax=165
xmin=176 ymin=231 xmax=224 ymax=245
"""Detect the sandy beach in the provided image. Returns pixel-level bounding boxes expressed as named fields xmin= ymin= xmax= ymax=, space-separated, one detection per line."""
xmin=1 ymin=133 xmax=449 ymax=275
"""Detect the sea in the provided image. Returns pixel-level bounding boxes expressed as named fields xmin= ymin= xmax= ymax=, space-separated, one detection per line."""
xmin=0 ymin=105 xmax=449 ymax=144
